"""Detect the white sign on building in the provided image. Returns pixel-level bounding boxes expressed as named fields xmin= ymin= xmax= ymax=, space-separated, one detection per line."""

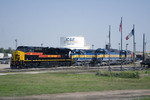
xmin=60 ymin=36 xmax=89 ymax=49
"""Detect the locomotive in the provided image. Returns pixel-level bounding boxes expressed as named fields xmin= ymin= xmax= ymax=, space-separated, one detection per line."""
xmin=71 ymin=49 xmax=96 ymax=66
xmin=95 ymin=49 xmax=132 ymax=65
xmin=10 ymin=46 xmax=134 ymax=69
xmin=11 ymin=46 xmax=72 ymax=69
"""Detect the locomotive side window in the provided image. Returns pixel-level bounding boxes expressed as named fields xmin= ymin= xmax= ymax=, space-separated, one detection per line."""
xmin=34 ymin=47 xmax=43 ymax=52
xmin=27 ymin=47 xmax=34 ymax=52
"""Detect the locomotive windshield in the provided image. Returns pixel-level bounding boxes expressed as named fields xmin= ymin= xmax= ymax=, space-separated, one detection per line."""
xmin=120 ymin=50 xmax=126 ymax=54
xmin=17 ymin=46 xmax=34 ymax=52
xmin=96 ymin=49 xmax=105 ymax=54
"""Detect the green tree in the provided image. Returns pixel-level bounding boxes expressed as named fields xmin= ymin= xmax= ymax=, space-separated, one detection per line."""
xmin=0 ymin=48 xmax=4 ymax=53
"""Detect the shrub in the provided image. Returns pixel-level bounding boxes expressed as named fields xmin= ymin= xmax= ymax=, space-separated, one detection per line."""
xmin=96 ymin=71 xmax=139 ymax=78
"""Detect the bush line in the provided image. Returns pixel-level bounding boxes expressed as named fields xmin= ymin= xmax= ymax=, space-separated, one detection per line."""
xmin=96 ymin=71 xmax=140 ymax=78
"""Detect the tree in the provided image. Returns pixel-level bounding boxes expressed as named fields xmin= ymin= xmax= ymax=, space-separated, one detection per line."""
xmin=0 ymin=48 xmax=4 ymax=53
xmin=0 ymin=47 xmax=14 ymax=53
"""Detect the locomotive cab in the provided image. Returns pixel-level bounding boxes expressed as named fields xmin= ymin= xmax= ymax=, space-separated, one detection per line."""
xmin=11 ymin=47 xmax=26 ymax=69
xmin=95 ymin=49 xmax=106 ymax=65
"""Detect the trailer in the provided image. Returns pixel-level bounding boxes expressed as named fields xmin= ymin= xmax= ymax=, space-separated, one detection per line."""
xmin=141 ymin=57 xmax=150 ymax=67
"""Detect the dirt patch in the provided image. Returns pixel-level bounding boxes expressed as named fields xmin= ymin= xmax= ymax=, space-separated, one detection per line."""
xmin=1 ymin=89 xmax=150 ymax=100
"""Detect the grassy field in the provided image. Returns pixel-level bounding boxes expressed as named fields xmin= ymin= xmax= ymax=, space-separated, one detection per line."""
xmin=0 ymin=69 xmax=150 ymax=97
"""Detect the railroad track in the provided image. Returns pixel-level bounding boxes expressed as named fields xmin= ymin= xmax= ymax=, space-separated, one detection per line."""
xmin=0 ymin=65 xmax=147 ymax=73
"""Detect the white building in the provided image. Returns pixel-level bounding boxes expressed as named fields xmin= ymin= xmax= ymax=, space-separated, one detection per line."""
xmin=0 ymin=53 xmax=12 ymax=59
xmin=60 ymin=36 xmax=90 ymax=49
xmin=0 ymin=53 xmax=4 ymax=59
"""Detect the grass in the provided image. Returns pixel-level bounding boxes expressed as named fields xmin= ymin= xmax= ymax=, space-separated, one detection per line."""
xmin=0 ymin=69 xmax=150 ymax=97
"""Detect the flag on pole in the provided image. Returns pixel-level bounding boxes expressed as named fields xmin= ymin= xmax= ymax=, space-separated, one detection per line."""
xmin=126 ymin=29 xmax=134 ymax=40
xmin=119 ymin=19 xmax=122 ymax=32
xmin=119 ymin=17 xmax=123 ymax=71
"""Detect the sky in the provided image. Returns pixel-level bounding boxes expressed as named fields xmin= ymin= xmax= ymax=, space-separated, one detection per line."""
xmin=0 ymin=0 xmax=150 ymax=51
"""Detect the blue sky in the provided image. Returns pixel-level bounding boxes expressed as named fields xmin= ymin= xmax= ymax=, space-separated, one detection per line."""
xmin=0 ymin=0 xmax=150 ymax=51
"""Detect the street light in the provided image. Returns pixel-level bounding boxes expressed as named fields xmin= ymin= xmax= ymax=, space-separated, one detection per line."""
xmin=15 ymin=39 xmax=17 ymax=49
xmin=118 ymin=43 xmax=120 ymax=51
xmin=92 ymin=44 xmax=94 ymax=50
xmin=41 ymin=43 xmax=43 ymax=47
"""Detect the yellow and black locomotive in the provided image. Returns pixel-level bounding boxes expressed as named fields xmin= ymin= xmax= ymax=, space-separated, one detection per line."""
xmin=11 ymin=46 xmax=72 ymax=69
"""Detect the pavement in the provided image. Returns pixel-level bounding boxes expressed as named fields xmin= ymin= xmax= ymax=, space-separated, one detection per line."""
xmin=0 ymin=63 xmax=10 ymax=69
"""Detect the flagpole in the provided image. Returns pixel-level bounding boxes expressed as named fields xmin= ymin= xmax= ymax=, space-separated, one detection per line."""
xmin=133 ymin=24 xmax=135 ymax=69
xmin=108 ymin=25 xmax=111 ymax=72
xmin=121 ymin=17 xmax=123 ymax=70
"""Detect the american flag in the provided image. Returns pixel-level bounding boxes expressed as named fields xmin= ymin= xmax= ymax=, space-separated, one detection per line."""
xmin=119 ymin=19 xmax=122 ymax=32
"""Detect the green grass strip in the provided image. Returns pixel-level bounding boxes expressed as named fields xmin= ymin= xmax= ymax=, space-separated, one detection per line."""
xmin=0 ymin=69 xmax=150 ymax=97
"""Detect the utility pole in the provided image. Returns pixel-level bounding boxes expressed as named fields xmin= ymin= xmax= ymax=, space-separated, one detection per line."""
xmin=143 ymin=33 xmax=145 ymax=62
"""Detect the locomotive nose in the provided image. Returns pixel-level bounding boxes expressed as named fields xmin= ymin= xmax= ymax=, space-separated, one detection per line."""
xmin=14 ymin=51 xmax=20 ymax=60
xmin=15 ymin=54 xmax=20 ymax=61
